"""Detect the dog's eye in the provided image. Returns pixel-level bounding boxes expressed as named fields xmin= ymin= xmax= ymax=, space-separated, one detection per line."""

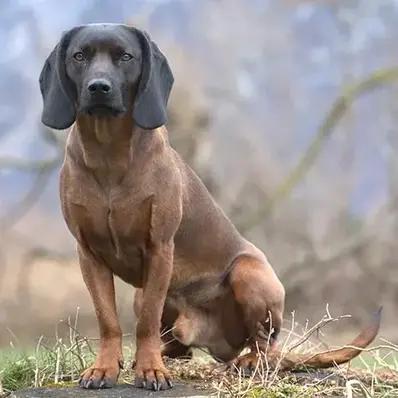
xmin=73 ymin=52 xmax=85 ymax=62
xmin=121 ymin=53 xmax=133 ymax=61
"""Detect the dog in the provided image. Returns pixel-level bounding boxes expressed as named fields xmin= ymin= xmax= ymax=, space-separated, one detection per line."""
xmin=39 ymin=24 xmax=380 ymax=391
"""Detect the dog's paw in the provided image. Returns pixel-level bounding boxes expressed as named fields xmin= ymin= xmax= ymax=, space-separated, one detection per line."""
xmin=134 ymin=361 xmax=172 ymax=391
xmin=228 ymin=352 xmax=261 ymax=377
xmin=79 ymin=360 xmax=122 ymax=389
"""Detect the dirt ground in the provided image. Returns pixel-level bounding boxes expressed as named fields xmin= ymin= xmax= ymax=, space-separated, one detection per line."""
xmin=10 ymin=383 xmax=212 ymax=398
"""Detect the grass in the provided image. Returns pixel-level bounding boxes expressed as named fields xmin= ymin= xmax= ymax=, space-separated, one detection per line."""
xmin=0 ymin=314 xmax=96 ymax=394
xmin=0 ymin=351 xmax=36 ymax=392
xmin=1 ymin=308 xmax=398 ymax=397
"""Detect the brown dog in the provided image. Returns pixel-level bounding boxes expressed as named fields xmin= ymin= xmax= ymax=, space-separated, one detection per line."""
xmin=39 ymin=24 xmax=380 ymax=392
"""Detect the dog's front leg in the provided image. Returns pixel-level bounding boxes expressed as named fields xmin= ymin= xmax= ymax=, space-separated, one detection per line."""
xmin=78 ymin=245 xmax=123 ymax=389
xmin=134 ymin=240 xmax=174 ymax=391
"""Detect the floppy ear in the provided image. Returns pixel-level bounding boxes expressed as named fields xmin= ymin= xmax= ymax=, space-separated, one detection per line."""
xmin=132 ymin=30 xmax=174 ymax=130
xmin=39 ymin=29 xmax=80 ymax=130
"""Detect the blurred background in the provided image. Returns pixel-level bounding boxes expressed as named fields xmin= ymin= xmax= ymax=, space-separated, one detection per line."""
xmin=0 ymin=0 xmax=397 ymax=348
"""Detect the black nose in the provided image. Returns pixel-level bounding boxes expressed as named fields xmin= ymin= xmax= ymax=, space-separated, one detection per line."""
xmin=87 ymin=79 xmax=112 ymax=94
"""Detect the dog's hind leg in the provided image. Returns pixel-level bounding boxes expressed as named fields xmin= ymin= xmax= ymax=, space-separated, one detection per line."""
xmin=228 ymin=253 xmax=285 ymax=373
xmin=134 ymin=289 xmax=192 ymax=359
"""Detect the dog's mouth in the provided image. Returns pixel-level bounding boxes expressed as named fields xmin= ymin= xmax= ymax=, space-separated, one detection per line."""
xmin=81 ymin=104 xmax=126 ymax=117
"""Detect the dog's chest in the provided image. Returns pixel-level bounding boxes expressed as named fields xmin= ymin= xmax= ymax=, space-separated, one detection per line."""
xmin=63 ymin=182 xmax=153 ymax=282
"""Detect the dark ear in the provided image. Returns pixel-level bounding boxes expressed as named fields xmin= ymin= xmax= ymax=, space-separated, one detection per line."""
xmin=39 ymin=28 xmax=80 ymax=130
xmin=132 ymin=30 xmax=174 ymax=130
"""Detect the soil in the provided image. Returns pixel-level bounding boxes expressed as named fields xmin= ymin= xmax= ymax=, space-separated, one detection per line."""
xmin=10 ymin=383 xmax=213 ymax=398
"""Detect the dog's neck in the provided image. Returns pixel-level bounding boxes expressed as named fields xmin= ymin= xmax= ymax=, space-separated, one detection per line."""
xmin=73 ymin=114 xmax=138 ymax=186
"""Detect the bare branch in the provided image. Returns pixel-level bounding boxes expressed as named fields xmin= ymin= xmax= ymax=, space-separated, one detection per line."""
xmin=240 ymin=67 xmax=398 ymax=231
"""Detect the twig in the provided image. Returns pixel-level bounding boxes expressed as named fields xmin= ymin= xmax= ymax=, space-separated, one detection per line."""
xmin=54 ymin=345 xmax=61 ymax=384
xmin=34 ymin=335 xmax=44 ymax=387
xmin=287 ymin=311 xmax=351 ymax=353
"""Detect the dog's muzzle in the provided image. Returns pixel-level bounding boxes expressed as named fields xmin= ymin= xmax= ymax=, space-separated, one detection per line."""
xmin=80 ymin=78 xmax=126 ymax=116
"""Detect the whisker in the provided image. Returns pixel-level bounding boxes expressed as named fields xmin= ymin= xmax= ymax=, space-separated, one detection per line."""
xmin=161 ymin=325 xmax=176 ymax=338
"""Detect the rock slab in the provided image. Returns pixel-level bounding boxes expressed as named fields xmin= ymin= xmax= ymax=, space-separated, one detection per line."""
xmin=11 ymin=383 xmax=213 ymax=398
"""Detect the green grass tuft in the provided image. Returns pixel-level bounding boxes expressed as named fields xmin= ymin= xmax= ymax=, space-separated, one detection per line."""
xmin=0 ymin=313 xmax=96 ymax=395
xmin=0 ymin=353 xmax=35 ymax=391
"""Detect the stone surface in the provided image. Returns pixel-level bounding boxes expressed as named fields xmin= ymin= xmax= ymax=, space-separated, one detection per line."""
xmin=10 ymin=383 xmax=213 ymax=398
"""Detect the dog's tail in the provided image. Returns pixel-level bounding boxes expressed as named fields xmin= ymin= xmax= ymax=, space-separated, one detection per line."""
xmin=269 ymin=307 xmax=381 ymax=371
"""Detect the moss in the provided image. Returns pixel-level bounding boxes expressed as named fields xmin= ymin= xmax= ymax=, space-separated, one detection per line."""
xmin=243 ymin=383 xmax=316 ymax=398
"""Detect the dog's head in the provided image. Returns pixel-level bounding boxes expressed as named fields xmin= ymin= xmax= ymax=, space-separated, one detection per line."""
xmin=39 ymin=24 xmax=174 ymax=130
